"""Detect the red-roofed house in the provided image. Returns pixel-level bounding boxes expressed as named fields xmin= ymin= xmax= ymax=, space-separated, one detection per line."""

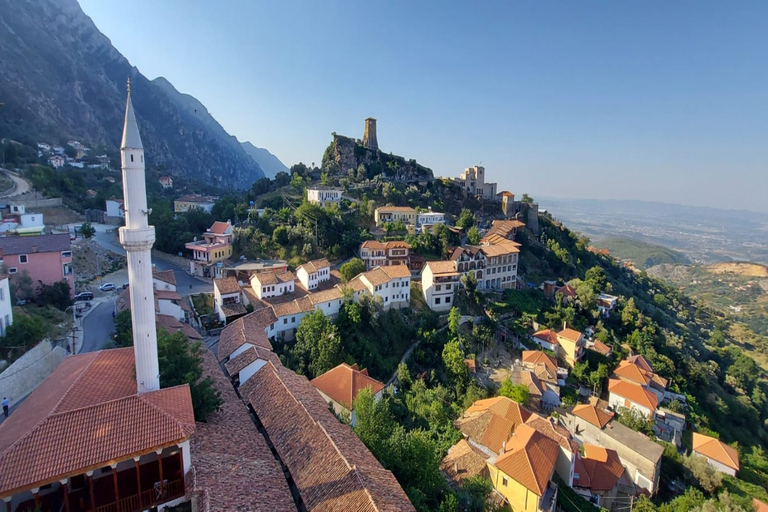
xmin=573 ymin=445 xmax=634 ymax=508
xmin=556 ymin=327 xmax=586 ymax=367
xmin=608 ymin=379 xmax=658 ymax=418
xmin=692 ymin=433 xmax=740 ymax=476
xmin=556 ymin=284 xmax=577 ymax=304
xmin=532 ymin=329 xmax=560 ymax=352
xmin=359 ymin=240 xmax=411 ymax=269
xmin=185 ymin=220 xmax=233 ymax=279
xmin=311 ymin=363 xmax=386 ymax=426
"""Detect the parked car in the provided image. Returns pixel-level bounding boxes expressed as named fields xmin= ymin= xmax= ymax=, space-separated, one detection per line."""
xmin=75 ymin=292 xmax=94 ymax=302
xmin=98 ymin=283 xmax=116 ymax=292
xmin=121 ymin=283 xmax=129 ymax=290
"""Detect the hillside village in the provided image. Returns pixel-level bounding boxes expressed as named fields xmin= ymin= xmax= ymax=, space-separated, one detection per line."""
xmin=0 ymin=118 xmax=767 ymax=512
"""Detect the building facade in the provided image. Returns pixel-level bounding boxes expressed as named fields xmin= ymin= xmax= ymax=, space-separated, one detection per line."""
xmin=0 ymin=276 xmax=12 ymax=337
xmin=374 ymin=206 xmax=417 ymax=226
xmin=307 ymin=186 xmax=343 ymax=207
xmin=0 ymin=234 xmax=74 ymax=297
xmin=359 ymin=240 xmax=411 ymax=269
xmin=455 ymin=165 xmax=498 ymax=200
xmin=174 ymin=194 xmax=217 ymax=213
xmin=421 ymin=261 xmax=460 ymax=312
xmin=185 ymin=221 xmax=233 ymax=279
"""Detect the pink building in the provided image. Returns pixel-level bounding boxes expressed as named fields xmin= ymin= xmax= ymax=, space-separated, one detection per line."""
xmin=0 ymin=234 xmax=74 ymax=297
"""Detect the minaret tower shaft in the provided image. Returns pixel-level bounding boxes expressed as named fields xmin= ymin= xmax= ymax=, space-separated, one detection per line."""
xmin=119 ymin=81 xmax=160 ymax=393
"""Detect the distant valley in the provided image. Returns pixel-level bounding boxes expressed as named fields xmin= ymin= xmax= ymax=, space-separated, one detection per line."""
xmin=539 ymin=197 xmax=768 ymax=265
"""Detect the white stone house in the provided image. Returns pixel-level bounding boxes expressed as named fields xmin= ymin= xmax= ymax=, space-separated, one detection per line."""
xmin=608 ymin=379 xmax=658 ymax=419
xmin=306 ymin=186 xmax=343 ymax=207
xmin=349 ymin=265 xmax=411 ymax=310
xmin=213 ymin=277 xmax=246 ymax=323
xmin=692 ymin=433 xmax=739 ymax=477
xmin=106 ymin=199 xmax=125 ymax=219
xmin=296 ymin=258 xmax=331 ymax=291
xmin=421 ymin=261 xmax=460 ymax=312
xmin=251 ymin=271 xmax=295 ymax=300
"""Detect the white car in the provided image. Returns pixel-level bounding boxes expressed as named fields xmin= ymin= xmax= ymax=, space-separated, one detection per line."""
xmin=99 ymin=283 xmax=116 ymax=292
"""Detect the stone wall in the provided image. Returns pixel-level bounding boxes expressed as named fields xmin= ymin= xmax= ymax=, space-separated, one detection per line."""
xmin=0 ymin=340 xmax=66 ymax=408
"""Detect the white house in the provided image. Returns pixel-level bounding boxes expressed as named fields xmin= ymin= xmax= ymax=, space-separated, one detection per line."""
xmin=307 ymin=186 xmax=343 ymax=207
xmin=106 ymin=199 xmax=125 ymax=219
xmin=608 ymin=379 xmax=658 ymax=419
xmin=296 ymin=258 xmax=331 ymax=291
xmin=251 ymin=271 xmax=295 ymax=300
xmin=213 ymin=277 xmax=246 ymax=324
xmin=155 ymin=290 xmax=186 ymax=322
xmin=307 ymin=286 xmax=344 ymax=318
xmin=416 ymin=211 xmax=446 ymax=228
xmin=349 ymin=265 xmax=411 ymax=310
xmin=0 ymin=275 xmax=13 ymax=337
xmin=598 ymin=293 xmax=619 ymax=316
xmin=153 ymin=269 xmax=177 ymax=292
xmin=269 ymin=297 xmax=315 ymax=341
xmin=692 ymin=433 xmax=740 ymax=477
xmin=531 ymin=329 xmax=560 ymax=352
xmin=47 ymin=155 xmax=65 ymax=168
xmin=451 ymin=242 xmax=519 ymax=291
xmin=421 ymin=261 xmax=460 ymax=312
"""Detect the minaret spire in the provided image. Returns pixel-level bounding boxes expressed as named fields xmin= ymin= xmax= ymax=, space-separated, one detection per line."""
xmin=118 ymin=84 xmax=160 ymax=393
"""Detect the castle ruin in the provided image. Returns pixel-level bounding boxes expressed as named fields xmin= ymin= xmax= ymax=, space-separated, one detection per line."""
xmin=362 ymin=117 xmax=378 ymax=151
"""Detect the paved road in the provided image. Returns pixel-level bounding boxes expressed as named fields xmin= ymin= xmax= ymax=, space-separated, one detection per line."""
xmin=0 ymin=168 xmax=31 ymax=198
xmin=81 ymin=301 xmax=117 ymax=353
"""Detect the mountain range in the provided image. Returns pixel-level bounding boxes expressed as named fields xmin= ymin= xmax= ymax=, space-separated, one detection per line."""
xmin=240 ymin=141 xmax=289 ymax=179
xmin=0 ymin=0 xmax=267 ymax=189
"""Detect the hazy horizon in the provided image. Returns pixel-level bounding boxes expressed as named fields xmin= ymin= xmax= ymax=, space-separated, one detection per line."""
xmin=79 ymin=1 xmax=768 ymax=213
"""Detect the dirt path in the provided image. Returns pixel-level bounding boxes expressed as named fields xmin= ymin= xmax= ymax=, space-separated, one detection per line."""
xmin=0 ymin=169 xmax=31 ymax=198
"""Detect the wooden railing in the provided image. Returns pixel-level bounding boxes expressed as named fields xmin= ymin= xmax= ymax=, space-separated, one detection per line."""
xmin=93 ymin=479 xmax=184 ymax=512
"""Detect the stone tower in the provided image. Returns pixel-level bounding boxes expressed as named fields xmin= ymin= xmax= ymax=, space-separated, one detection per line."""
xmin=362 ymin=117 xmax=378 ymax=150
xmin=118 ymin=82 xmax=160 ymax=393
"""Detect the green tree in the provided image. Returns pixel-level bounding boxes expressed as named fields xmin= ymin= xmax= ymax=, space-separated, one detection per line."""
xmin=456 ymin=209 xmax=475 ymax=230
xmin=615 ymin=406 xmax=655 ymax=437
xmin=36 ymin=280 xmax=72 ymax=310
xmin=1 ymin=315 xmax=47 ymax=351
xmin=340 ymin=257 xmax=366 ymax=281
xmin=292 ymin=310 xmax=342 ymax=377
xmin=521 ymin=193 xmax=534 ymax=204
xmin=585 ymin=266 xmax=608 ymax=292
xmin=79 ymin=221 xmax=96 ymax=239
xmin=113 ymin=310 xmax=134 ymax=347
xmin=157 ymin=330 xmax=223 ymax=422
xmin=466 ymin=226 xmax=481 ymax=245
xmin=442 ymin=339 xmax=469 ymax=394
xmin=499 ymin=381 xmax=530 ymax=405
xmin=448 ymin=307 xmax=461 ymax=341
xmin=621 ymin=297 xmax=640 ymax=327
xmin=397 ymin=362 xmax=412 ymax=391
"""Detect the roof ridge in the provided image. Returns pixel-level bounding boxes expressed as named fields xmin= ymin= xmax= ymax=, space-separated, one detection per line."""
xmin=138 ymin=385 xmax=196 ymax=431
xmin=51 ymin=351 xmax=102 ymax=415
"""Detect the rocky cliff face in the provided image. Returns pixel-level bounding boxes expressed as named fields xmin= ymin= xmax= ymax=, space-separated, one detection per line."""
xmin=0 ymin=0 xmax=263 ymax=188
xmin=326 ymin=135 xmax=433 ymax=183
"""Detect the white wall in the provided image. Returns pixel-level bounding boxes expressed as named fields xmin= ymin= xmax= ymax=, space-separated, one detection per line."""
xmin=158 ymin=299 xmax=184 ymax=322
xmin=609 ymin=392 xmax=653 ymax=419
xmin=0 ymin=279 xmax=12 ymax=337
xmin=0 ymin=341 xmax=66 ymax=408
xmin=239 ymin=359 xmax=268 ymax=385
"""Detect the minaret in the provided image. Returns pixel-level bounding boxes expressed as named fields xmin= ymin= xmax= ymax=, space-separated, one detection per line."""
xmin=119 ymin=80 xmax=160 ymax=393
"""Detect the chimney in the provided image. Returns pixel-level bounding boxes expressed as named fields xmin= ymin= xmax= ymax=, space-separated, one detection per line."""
xmin=500 ymin=441 xmax=506 ymax=455
xmin=563 ymin=321 xmax=567 ymax=330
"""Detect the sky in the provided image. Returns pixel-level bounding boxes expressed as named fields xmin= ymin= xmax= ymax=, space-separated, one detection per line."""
xmin=79 ymin=1 xmax=768 ymax=213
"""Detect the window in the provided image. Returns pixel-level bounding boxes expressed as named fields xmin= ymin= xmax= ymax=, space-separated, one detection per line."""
xmin=19 ymin=254 xmax=28 ymax=264
xmin=130 ymin=154 xmax=134 ymax=162
xmin=502 ymin=477 xmax=508 ymax=487
xmin=446 ymin=296 xmax=451 ymax=303
xmin=436 ymin=285 xmax=442 ymax=291
xmin=63 ymin=263 xmax=72 ymax=276
xmin=291 ymin=317 xmax=295 ymax=323
xmin=283 ymin=318 xmax=288 ymax=325
xmin=8 ymin=268 xmax=17 ymax=274
xmin=435 ymin=298 xmax=441 ymax=305
xmin=61 ymin=251 xmax=72 ymax=258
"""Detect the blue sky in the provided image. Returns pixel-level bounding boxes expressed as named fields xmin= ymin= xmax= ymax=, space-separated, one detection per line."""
xmin=79 ymin=1 xmax=768 ymax=212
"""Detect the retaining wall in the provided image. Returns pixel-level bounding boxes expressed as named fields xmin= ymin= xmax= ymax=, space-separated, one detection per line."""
xmin=0 ymin=340 xmax=66 ymax=408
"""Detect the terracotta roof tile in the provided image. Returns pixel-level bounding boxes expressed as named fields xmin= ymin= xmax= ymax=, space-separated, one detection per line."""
xmin=522 ymin=350 xmax=558 ymax=374
xmin=608 ymin=379 xmax=658 ymax=412
xmin=153 ymin=269 xmax=177 ymax=287
xmin=627 ymin=355 xmax=653 ymax=372
xmin=0 ymin=349 xmax=194 ymax=495
xmin=440 ymin=439 xmax=489 ymax=484
xmin=344 ymin=276 xmax=369 ymax=293
xmin=310 ymin=363 xmax=386 ymax=410
xmin=381 ymin=264 xmax=412 ymax=279
xmin=240 ymin=362 xmax=414 ymax=511
xmin=214 ymin=276 xmax=240 ymax=295
xmin=532 ymin=329 xmax=560 ymax=346
xmin=271 ymin=296 xmax=315 ymax=317
xmin=558 ymin=328 xmax=583 ymax=343
xmin=155 ymin=289 xmax=183 ymax=301
xmin=557 ymin=284 xmax=577 ymax=299
xmin=525 ymin=416 xmax=578 ymax=453
xmin=191 ymin=349 xmax=295 ymax=511
xmin=575 ymin=445 xmax=627 ymax=492
xmin=376 ymin=206 xmax=416 ymax=213
xmin=361 ymin=240 xmax=385 ymax=250
xmin=424 ymin=260 xmax=458 ymax=276
xmin=299 ymin=258 xmax=330 ymax=275
xmin=362 ymin=268 xmax=392 ymax=287
xmin=753 ymin=498 xmax=768 ymax=512
xmin=479 ymin=243 xmax=520 ymax=257
xmin=692 ymin=433 xmax=740 ymax=471
xmin=308 ymin=286 xmax=344 ymax=305
xmin=572 ymin=404 xmax=614 ymax=429
xmin=494 ymin=424 xmax=559 ymax=496
xmin=218 ymin=308 xmax=276 ymax=361
xmin=156 ymin=314 xmax=202 ymax=340
xmin=208 ymin=221 xmax=230 ymax=234
xmin=590 ymin=340 xmax=612 ymax=356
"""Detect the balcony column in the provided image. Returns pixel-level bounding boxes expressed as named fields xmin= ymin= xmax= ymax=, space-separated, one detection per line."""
xmin=134 ymin=457 xmax=142 ymax=508
xmin=59 ymin=478 xmax=70 ymax=512
xmin=31 ymin=487 xmax=39 ymax=509
xmin=87 ymin=470 xmax=95 ymax=511
xmin=157 ymin=449 xmax=164 ymax=497
xmin=3 ymin=496 xmax=11 ymax=512
xmin=111 ymin=463 xmax=121 ymax=512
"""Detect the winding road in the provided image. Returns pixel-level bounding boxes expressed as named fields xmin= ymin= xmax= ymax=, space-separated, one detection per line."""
xmin=0 ymin=168 xmax=31 ymax=198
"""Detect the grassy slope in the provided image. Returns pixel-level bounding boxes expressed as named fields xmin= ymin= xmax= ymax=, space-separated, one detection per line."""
xmin=597 ymin=237 xmax=690 ymax=269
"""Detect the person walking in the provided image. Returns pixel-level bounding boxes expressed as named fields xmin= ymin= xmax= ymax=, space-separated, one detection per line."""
xmin=2 ymin=397 xmax=9 ymax=418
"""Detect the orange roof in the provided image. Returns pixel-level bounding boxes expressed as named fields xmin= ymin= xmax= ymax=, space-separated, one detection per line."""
xmin=208 ymin=221 xmax=230 ymax=234
xmin=456 ymin=411 xmax=516 ymax=455
xmin=753 ymin=498 xmax=768 ymax=512
xmin=608 ymin=379 xmax=658 ymax=412
xmin=214 ymin=276 xmax=240 ymax=295
xmin=557 ymin=284 xmax=577 ymax=300
xmin=362 ymin=268 xmax=393 ymax=287
xmin=479 ymin=243 xmax=519 ymax=257
xmin=298 ymin=258 xmax=330 ymax=275
xmin=494 ymin=424 xmax=559 ymax=496
xmin=381 ymin=264 xmax=411 ymax=279
xmin=361 ymin=240 xmax=385 ymax=250
xmin=384 ymin=241 xmax=411 ymax=249
xmin=575 ymin=445 xmax=627 ymax=492
xmin=557 ymin=328 xmax=583 ymax=343
xmin=308 ymin=286 xmax=344 ymax=305
xmin=465 ymin=358 xmax=477 ymax=374
xmin=153 ymin=269 xmax=177 ymax=287
xmin=627 ymin=355 xmax=653 ymax=372
xmin=692 ymin=433 xmax=740 ymax=471
xmin=572 ymin=404 xmax=614 ymax=429
xmin=532 ymin=329 xmax=560 ymax=346
xmin=311 ymin=363 xmax=386 ymax=410
xmin=525 ymin=415 xmax=578 ymax=454
xmin=466 ymin=396 xmax=532 ymax=426
xmin=590 ymin=340 xmax=612 ymax=356
xmin=376 ymin=206 xmax=416 ymax=213
xmin=613 ymin=360 xmax=668 ymax=389
xmin=424 ymin=260 xmax=458 ymax=276
xmin=0 ymin=349 xmax=194 ymax=495
xmin=217 ymin=308 xmax=276 ymax=361
xmin=522 ymin=350 xmax=558 ymax=373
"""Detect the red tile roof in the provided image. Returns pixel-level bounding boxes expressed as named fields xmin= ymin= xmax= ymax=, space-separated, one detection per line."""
xmin=299 ymin=258 xmax=331 ymax=275
xmin=208 ymin=221 xmax=230 ymax=234
xmin=572 ymin=404 xmax=614 ymax=429
xmin=310 ymin=363 xmax=386 ymax=410
xmin=692 ymin=433 xmax=740 ymax=471
xmin=522 ymin=350 xmax=558 ymax=374
xmin=424 ymin=260 xmax=459 ymax=276
xmin=525 ymin=415 xmax=578 ymax=454
xmin=590 ymin=340 xmax=613 ymax=356
xmin=532 ymin=329 xmax=560 ymax=346
xmin=609 ymin=379 xmax=658 ymax=412
xmin=240 ymin=362 xmax=415 ymax=511
xmin=494 ymin=424 xmax=559 ymax=496
xmin=557 ymin=284 xmax=577 ymax=300
xmin=380 ymin=264 xmax=412 ymax=279
xmin=153 ymin=269 xmax=177 ymax=287
xmin=574 ymin=445 xmax=627 ymax=492
xmin=558 ymin=328 xmax=583 ymax=343
xmin=440 ymin=439 xmax=489 ymax=484
xmin=190 ymin=349 xmax=295 ymax=511
xmin=214 ymin=276 xmax=241 ymax=295
xmin=156 ymin=314 xmax=202 ymax=340
xmin=0 ymin=349 xmax=195 ymax=496
xmin=217 ymin=308 xmax=277 ymax=362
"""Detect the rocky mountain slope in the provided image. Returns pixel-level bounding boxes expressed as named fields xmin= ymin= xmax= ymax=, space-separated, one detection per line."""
xmin=240 ymin=141 xmax=288 ymax=179
xmin=0 ymin=0 xmax=263 ymax=188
